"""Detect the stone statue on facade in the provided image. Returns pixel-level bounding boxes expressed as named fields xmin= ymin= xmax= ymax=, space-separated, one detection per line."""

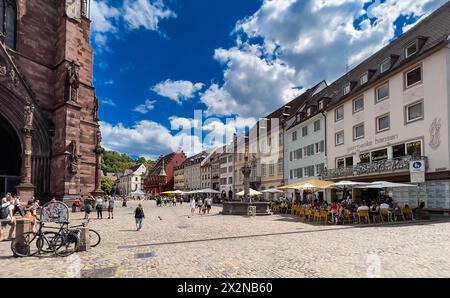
xmin=93 ymin=96 xmax=99 ymax=121
xmin=9 ymin=69 xmax=19 ymax=87
xmin=0 ymin=64 xmax=7 ymax=76
xmin=24 ymin=101 xmax=34 ymax=128
xmin=66 ymin=61 xmax=80 ymax=103
xmin=67 ymin=140 xmax=80 ymax=175
xmin=96 ymin=128 xmax=102 ymax=147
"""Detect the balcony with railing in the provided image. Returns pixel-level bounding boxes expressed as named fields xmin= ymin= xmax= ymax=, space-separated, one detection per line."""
xmin=322 ymin=156 xmax=428 ymax=180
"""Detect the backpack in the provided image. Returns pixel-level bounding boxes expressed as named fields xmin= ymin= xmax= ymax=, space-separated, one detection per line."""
xmin=1 ymin=203 xmax=10 ymax=220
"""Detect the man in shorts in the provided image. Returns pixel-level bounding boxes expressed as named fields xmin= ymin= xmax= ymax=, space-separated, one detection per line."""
xmin=107 ymin=196 xmax=115 ymax=219
xmin=0 ymin=196 xmax=16 ymax=241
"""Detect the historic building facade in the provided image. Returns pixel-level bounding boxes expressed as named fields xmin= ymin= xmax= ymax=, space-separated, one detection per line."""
xmin=117 ymin=164 xmax=146 ymax=197
xmin=219 ymin=143 xmax=234 ymax=199
xmin=144 ymin=151 xmax=187 ymax=195
xmin=284 ymin=84 xmax=328 ymax=201
xmin=322 ymin=2 xmax=450 ymax=209
xmin=0 ymin=0 xmax=102 ymax=201
xmin=184 ymin=152 xmax=206 ymax=191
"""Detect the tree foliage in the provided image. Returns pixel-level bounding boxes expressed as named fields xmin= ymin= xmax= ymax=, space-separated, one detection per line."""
xmin=101 ymin=176 xmax=114 ymax=194
xmin=101 ymin=150 xmax=154 ymax=175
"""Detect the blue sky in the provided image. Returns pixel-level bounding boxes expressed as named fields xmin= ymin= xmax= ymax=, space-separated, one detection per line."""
xmin=92 ymin=0 xmax=448 ymax=159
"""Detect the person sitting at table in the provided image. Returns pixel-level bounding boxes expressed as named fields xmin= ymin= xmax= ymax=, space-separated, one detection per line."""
xmin=380 ymin=201 xmax=391 ymax=210
xmin=332 ymin=203 xmax=345 ymax=225
xmin=357 ymin=204 xmax=369 ymax=212
xmin=369 ymin=201 xmax=380 ymax=221
xmin=391 ymin=203 xmax=402 ymax=221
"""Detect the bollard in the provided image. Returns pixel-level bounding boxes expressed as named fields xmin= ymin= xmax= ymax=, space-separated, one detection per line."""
xmin=14 ymin=219 xmax=33 ymax=256
xmin=78 ymin=227 xmax=91 ymax=252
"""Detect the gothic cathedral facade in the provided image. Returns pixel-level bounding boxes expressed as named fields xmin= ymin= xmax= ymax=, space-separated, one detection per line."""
xmin=0 ymin=0 xmax=102 ymax=201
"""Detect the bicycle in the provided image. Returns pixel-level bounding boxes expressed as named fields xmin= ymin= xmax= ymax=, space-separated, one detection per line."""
xmin=11 ymin=220 xmax=79 ymax=257
xmin=69 ymin=220 xmax=101 ymax=248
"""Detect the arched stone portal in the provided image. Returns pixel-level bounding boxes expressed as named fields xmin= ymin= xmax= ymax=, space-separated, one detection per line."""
xmin=0 ymin=112 xmax=21 ymax=196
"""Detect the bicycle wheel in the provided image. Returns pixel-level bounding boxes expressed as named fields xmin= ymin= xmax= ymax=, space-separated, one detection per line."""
xmin=38 ymin=232 xmax=61 ymax=254
xmin=11 ymin=232 xmax=40 ymax=257
xmin=89 ymin=229 xmax=101 ymax=247
xmin=53 ymin=232 xmax=79 ymax=257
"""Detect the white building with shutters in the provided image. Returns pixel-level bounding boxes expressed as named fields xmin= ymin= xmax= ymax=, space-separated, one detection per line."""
xmin=284 ymin=106 xmax=327 ymax=201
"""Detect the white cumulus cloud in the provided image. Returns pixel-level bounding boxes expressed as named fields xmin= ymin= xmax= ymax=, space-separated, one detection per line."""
xmin=200 ymin=0 xmax=447 ymax=119
xmin=91 ymin=0 xmax=177 ymax=50
xmin=152 ymin=79 xmax=204 ymax=104
xmin=133 ymin=99 xmax=157 ymax=114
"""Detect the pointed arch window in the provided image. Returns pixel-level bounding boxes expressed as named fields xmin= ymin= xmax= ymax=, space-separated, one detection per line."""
xmin=0 ymin=0 xmax=17 ymax=49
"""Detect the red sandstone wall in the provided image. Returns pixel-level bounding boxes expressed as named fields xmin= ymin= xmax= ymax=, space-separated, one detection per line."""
xmin=8 ymin=1 xmax=100 ymax=198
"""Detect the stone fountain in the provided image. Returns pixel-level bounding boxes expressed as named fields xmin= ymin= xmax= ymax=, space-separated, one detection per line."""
xmin=221 ymin=149 xmax=271 ymax=216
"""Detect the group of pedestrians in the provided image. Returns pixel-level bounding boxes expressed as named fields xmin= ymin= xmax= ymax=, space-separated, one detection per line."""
xmin=189 ymin=196 xmax=213 ymax=215
xmin=83 ymin=196 xmax=115 ymax=220
xmin=1 ymin=193 xmax=40 ymax=242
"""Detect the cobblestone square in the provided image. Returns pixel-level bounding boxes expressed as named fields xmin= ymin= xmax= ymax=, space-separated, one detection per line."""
xmin=1 ymin=200 xmax=450 ymax=278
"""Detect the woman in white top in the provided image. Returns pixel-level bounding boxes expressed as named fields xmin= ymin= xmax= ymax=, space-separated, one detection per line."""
xmin=190 ymin=197 xmax=196 ymax=215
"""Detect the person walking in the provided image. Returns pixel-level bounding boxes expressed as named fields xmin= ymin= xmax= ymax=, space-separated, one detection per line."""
xmin=206 ymin=196 xmax=212 ymax=214
xmin=0 ymin=196 xmax=16 ymax=241
xmin=134 ymin=203 xmax=145 ymax=231
xmin=84 ymin=197 xmax=93 ymax=220
xmin=190 ymin=197 xmax=196 ymax=215
xmin=107 ymin=196 xmax=115 ymax=219
xmin=197 ymin=197 xmax=203 ymax=215
xmin=122 ymin=196 xmax=127 ymax=207
xmin=96 ymin=197 xmax=104 ymax=219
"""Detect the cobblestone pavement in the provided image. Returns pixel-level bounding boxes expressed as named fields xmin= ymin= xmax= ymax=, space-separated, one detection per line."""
xmin=1 ymin=200 xmax=450 ymax=278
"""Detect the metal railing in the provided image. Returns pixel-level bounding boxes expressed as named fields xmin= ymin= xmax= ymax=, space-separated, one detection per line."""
xmin=322 ymin=156 xmax=428 ymax=179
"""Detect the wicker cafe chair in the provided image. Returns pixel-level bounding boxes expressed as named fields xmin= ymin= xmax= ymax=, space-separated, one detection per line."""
xmin=313 ymin=209 xmax=320 ymax=223
xmin=358 ymin=210 xmax=370 ymax=224
xmin=380 ymin=208 xmax=391 ymax=222
xmin=306 ymin=209 xmax=314 ymax=222
xmin=343 ymin=209 xmax=353 ymax=224
xmin=318 ymin=210 xmax=328 ymax=225
xmin=299 ymin=208 xmax=305 ymax=219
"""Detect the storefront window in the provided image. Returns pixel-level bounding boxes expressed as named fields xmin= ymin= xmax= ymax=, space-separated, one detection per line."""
xmin=371 ymin=149 xmax=388 ymax=161
xmin=337 ymin=158 xmax=345 ymax=168
xmin=359 ymin=152 xmax=371 ymax=164
xmin=406 ymin=141 xmax=422 ymax=159
xmin=393 ymin=144 xmax=406 ymax=159
xmin=345 ymin=157 xmax=354 ymax=167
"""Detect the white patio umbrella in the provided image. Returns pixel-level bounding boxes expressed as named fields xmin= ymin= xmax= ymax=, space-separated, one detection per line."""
xmin=289 ymin=183 xmax=319 ymax=190
xmin=236 ymin=189 xmax=263 ymax=196
xmin=197 ymin=188 xmax=221 ymax=194
xmin=370 ymin=181 xmax=418 ymax=188
xmin=261 ymin=188 xmax=285 ymax=193
xmin=328 ymin=181 xmax=370 ymax=188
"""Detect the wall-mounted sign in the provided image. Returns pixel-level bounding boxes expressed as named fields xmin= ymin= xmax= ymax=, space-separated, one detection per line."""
xmin=410 ymin=160 xmax=425 ymax=183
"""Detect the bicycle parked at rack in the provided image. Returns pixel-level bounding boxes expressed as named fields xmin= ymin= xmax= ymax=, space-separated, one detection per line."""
xmin=11 ymin=220 xmax=79 ymax=258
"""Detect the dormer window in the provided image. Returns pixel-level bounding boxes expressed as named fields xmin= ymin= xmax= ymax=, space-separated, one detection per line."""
xmin=343 ymin=83 xmax=351 ymax=95
xmin=306 ymin=107 xmax=312 ymax=117
xmin=318 ymin=100 xmax=324 ymax=110
xmin=360 ymin=72 xmax=368 ymax=85
xmin=405 ymin=41 xmax=418 ymax=58
xmin=380 ymin=58 xmax=391 ymax=73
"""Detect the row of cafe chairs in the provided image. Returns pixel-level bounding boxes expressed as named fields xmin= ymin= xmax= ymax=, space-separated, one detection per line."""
xmin=291 ymin=206 xmax=414 ymax=225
